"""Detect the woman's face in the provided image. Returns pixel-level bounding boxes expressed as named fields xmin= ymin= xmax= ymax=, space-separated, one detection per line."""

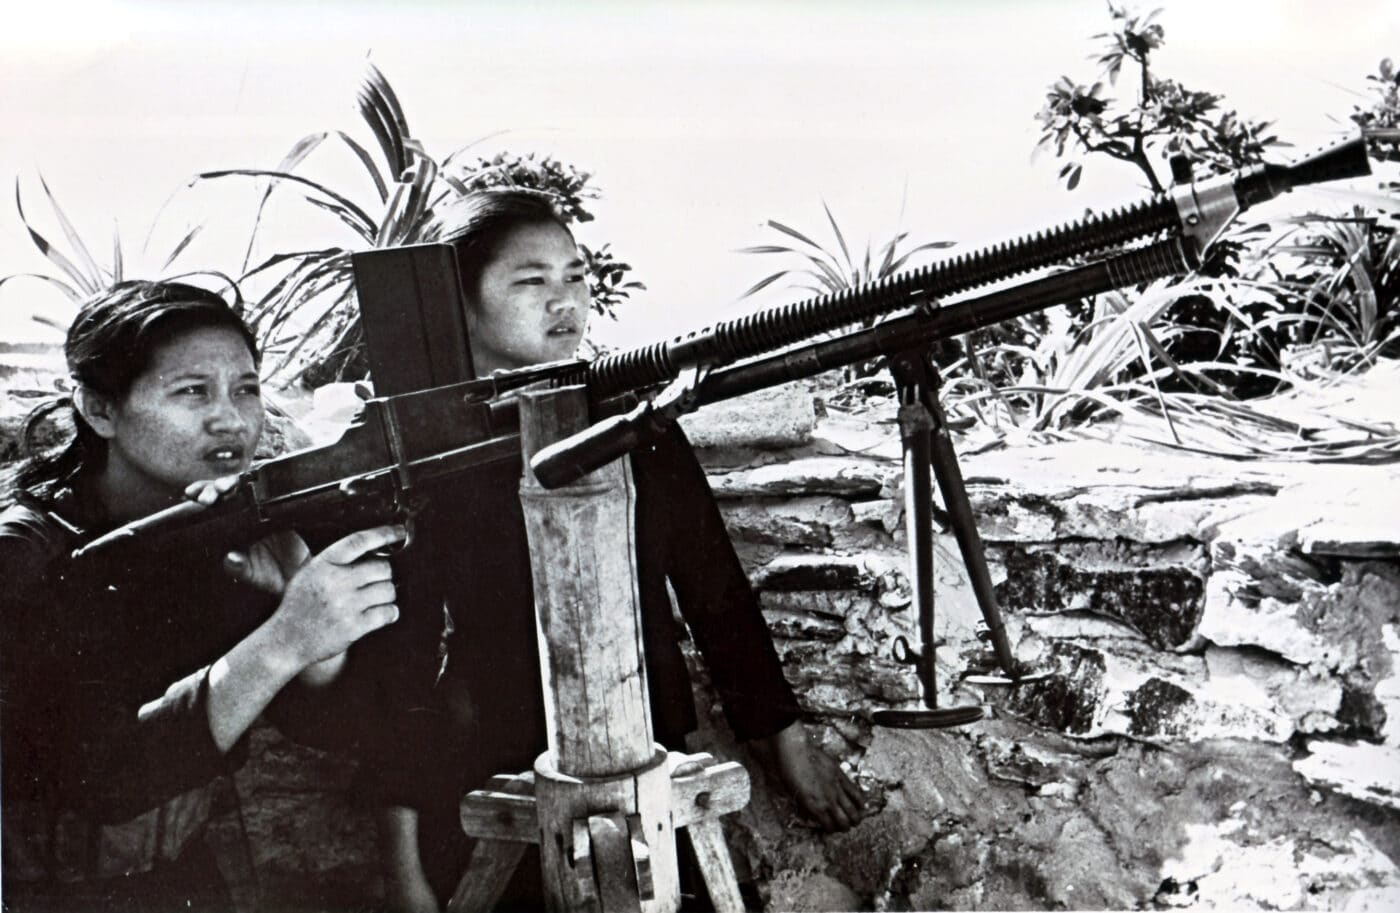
xmin=87 ymin=325 xmax=264 ymax=512
xmin=466 ymin=220 xmax=591 ymax=374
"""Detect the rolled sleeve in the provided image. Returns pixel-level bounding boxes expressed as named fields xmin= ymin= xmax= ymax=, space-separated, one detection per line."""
xmin=78 ymin=664 xmax=248 ymax=823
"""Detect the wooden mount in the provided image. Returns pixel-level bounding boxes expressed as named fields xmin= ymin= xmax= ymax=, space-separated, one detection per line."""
xmin=452 ymin=751 xmax=750 ymax=913
xmin=518 ymin=386 xmax=655 ymax=777
xmin=470 ymin=388 xmax=750 ymax=912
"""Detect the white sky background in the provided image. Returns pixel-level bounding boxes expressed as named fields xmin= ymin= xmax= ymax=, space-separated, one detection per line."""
xmin=0 ymin=0 xmax=1394 ymax=352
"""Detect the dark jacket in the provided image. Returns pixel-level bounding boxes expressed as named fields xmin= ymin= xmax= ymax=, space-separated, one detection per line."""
xmin=0 ymin=483 xmax=305 ymax=905
xmin=353 ymin=423 xmax=798 ymax=807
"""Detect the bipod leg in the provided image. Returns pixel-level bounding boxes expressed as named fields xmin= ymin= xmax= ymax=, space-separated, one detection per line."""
xmin=872 ymin=352 xmax=984 ymax=729
xmin=909 ymin=353 xmax=1049 ymax=689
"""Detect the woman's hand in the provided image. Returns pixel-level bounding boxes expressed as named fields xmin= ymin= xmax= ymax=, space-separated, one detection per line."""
xmin=226 ymin=530 xmax=311 ymax=594
xmin=183 ymin=478 xmax=397 ymax=683
xmin=268 ymin=524 xmax=405 ymax=671
xmin=755 ymin=721 xmax=866 ymax=832
xmin=184 ymin=476 xmax=309 ymax=595
xmin=185 ymin=474 xmax=242 ymax=509
xmin=205 ymin=523 xmax=404 ymax=752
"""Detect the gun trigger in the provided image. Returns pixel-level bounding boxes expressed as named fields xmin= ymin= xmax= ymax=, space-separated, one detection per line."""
xmin=372 ymin=513 xmax=416 ymax=559
xmin=393 ymin=513 xmax=416 ymax=553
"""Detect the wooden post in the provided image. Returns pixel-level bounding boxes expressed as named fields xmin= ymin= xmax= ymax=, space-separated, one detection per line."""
xmin=517 ymin=386 xmax=679 ymax=912
xmin=348 ymin=250 xmax=751 ymax=912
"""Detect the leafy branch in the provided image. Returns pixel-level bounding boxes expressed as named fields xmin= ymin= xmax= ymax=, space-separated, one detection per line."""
xmin=1035 ymin=3 xmax=1283 ymax=193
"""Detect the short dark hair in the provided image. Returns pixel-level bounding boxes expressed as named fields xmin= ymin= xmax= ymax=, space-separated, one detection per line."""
xmin=8 ymin=280 xmax=259 ymax=506
xmin=433 ymin=189 xmax=575 ymax=302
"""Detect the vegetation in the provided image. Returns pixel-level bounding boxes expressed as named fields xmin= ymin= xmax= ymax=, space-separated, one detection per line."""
xmin=1352 ymin=58 xmax=1400 ymax=164
xmin=948 ymin=4 xmax=1400 ymax=459
xmin=4 ymin=16 xmax=1397 ymax=462
xmin=1 ymin=176 xmax=224 ymax=332
xmin=1034 ymin=3 xmax=1284 ymax=193
xmin=195 ymin=64 xmax=643 ymax=386
xmin=742 ymin=5 xmax=1399 ymax=461
xmin=0 ymin=65 xmax=643 ymax=390
xmin=737 ymin=201 xmax=954 ymax=301
xmin=736 ymin=201 xmax=958 ymax=378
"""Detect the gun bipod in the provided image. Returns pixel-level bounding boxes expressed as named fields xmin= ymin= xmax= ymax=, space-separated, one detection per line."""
xmin=870 ymin=350 xmax=1046 ymax=730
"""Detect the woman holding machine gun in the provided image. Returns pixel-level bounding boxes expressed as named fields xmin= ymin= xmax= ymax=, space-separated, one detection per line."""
xmin=355 ymin=190 xmax=865 ymax=912
xmin=0 ymin=280 xmax=403 ymax=911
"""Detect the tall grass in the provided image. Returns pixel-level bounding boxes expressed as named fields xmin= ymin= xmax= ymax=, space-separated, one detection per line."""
xmin=1 ymin=176 xmax=220 ymax=334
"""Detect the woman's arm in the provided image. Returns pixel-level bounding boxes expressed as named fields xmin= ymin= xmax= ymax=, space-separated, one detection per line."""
xmin=60 ymin=522 xmax=405 ymax=821
xmin=205 ymin=524 xmax=405 ymax=751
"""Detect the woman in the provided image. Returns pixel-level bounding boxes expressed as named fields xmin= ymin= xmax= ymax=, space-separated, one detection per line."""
xmin=0 ymin=280 xmax=402 ymax=911
xmin=361 ymin=191 xmax=865 ymax=912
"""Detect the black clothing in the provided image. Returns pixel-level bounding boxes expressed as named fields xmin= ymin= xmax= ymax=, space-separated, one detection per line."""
xmin=0 ymin=484 xmax=306 ymax=909
xmin=353 ymin=424 xmax=797 ymax=905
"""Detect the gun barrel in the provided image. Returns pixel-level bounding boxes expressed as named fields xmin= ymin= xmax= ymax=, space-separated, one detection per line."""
xmin=76 ymin=136 xmax=1374 ymax=559
xmin=533 ymin=239 xmax=1194 ymax=488
xmin=581 ymin=136 xmax=1369 ymax=401
xmin=581 ymin=194 xmax=1179 ymax=396
xmin=1235 ymin=134 xmax=1372 ymax=209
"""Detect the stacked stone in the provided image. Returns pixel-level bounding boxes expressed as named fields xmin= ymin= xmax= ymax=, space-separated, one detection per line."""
xmin=682 ymin=380 xmax=1400 ymax=911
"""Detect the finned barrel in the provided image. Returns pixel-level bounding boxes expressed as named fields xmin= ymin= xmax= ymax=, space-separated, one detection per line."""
xmin=580 ymin=134 xmax=1372 ymax=400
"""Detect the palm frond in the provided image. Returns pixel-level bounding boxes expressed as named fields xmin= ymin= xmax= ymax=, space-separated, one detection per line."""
xmin=388 ymin=157 xmax=438 ymax=246
xmin=886 ymin=240 xmax=956 ymax=275
xmin=269 ymin=282 xmax=356 ymax=376
xmin=822 ymin=200 xmax=855 ymax=277
xmin=364 ymin=62 xmax=410 ymax=155
xmin=737 ymin=245 xmax=801 ymax=255
xmin=334 ymin=130 xmax=390 ymax=202
xmin=196 ymin=169 xmax=377 ymax=240
xmin=15 ymin=181 xmax=99 ymax=296
xmin=738 ymin=271 xmax=789 ymax=299
xmin=356 ymin=77 xmax=406 ymax=178
xmin=877 ymin=231 xmax=910 ymax=276
xmin=250 ymin=255 xmax=350 ymax=331
xmin=375 ymin=181 xmax=413 ymax=248
xmin=0 ymin=272 xmax=82 ymax=302
xmin=765 ymin=219 xmax=827 ymax=252
xmin=111 ymin=221 xmax=124 ymax=283
xmin=235 ymin=132 xmax=330 ymax=271
xmin=800 ymin=253 xmax=846 ymax=290
xmin=160 ymin=225 xmax=202 ymax=272
xmin=241 ymin=246 xmax=345 ymax=282
xmin=38 ymin=174 xmax=106 ymax=290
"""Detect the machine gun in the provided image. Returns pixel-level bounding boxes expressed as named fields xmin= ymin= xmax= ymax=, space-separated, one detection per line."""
xmin=528 ymin=135 xmax=1373 ymax=484
xmin=76 ymin=135 xmax=1371 ymax=726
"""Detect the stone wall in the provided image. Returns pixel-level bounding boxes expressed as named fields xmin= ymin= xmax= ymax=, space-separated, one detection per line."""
xmin=4 ymin=347 xmax=1399 ymax=910
xmin=680 ymin=379 xmax=1400 ymax=911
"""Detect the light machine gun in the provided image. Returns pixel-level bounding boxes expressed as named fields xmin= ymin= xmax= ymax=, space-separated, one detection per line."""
xmin=76 ymin=136 xmax=1371 ymax=727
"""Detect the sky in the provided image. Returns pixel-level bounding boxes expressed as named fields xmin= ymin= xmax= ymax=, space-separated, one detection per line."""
xmin=1 ymin=0 xmax=1394 ymax=352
